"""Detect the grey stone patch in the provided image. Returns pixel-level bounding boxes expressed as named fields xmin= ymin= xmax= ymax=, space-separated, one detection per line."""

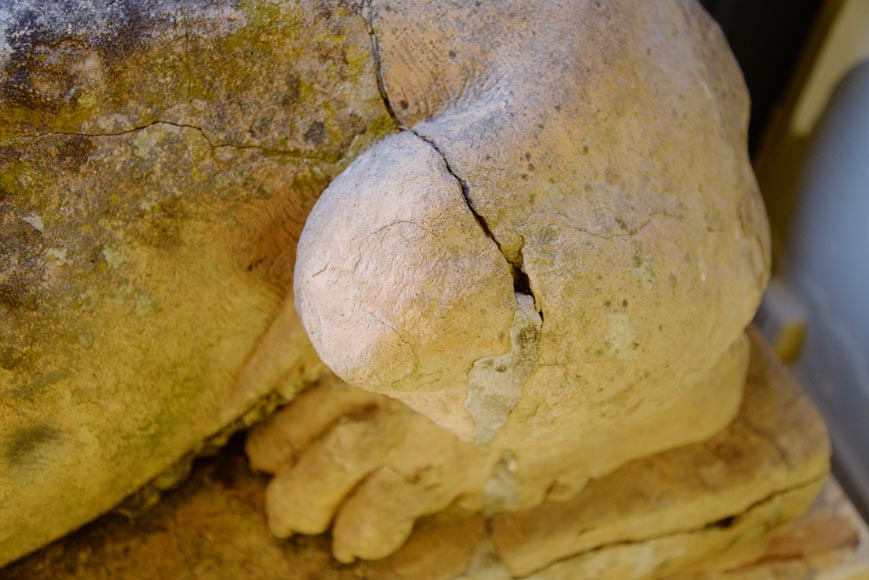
xmin=482 ymin=450 xmax=518 ymax=517
xmin=466 ymin=292 xmax=541 ymax=445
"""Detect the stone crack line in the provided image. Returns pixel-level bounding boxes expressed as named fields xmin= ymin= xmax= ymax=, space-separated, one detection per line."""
xmin=537 ymin=210 xmax=686 ymax=241
xmin=409 ymin=127 xmax=542 ymax=317
xmin=406 ymin=127 xmax=542 ymax=318
xmin=363 ymin=0 xmax=402 ymax=129
xmin=363 ymin=4 xmax=540 ymax=316
xmin=362 ymin=4 xmax=523 ymax=277
xmin=407 ymin=129 xmax=496 ymax=244
xmin=0 ymin=120 xmax=341 ymax=162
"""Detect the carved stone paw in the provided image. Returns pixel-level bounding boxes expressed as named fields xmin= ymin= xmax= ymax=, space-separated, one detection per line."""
xmin=246 ymin=375 xmax=499 ymax=563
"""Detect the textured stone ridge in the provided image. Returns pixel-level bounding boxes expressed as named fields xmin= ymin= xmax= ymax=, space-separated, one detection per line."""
xmin=0 ymin=0 xmax=393 ymax=566
xmin=1 ymin=331 xmax=830 ymax=580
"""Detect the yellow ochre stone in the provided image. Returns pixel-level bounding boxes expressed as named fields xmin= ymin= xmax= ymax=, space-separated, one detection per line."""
xmin=0 ymin=0 xmax=828 ymax=574
xmin=0 ymin=0 xmax=391 ymax=566
xmin=2 ymin=331 xmax=830 ymax=580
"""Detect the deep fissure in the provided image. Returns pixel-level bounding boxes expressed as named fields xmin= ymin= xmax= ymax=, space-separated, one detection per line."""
xmin=363 ymin=8 xmax=539 ymax=308
xmin=411 ymin=128 xmax=538 ymax=306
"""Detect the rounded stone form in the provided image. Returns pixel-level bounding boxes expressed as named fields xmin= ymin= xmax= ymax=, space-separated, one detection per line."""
xmin=295 ymin=0 xmax=771 ymax=492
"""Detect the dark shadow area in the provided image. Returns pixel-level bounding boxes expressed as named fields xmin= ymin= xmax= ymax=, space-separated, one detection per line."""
xmin=701 ymin=0 xmax=822 ymax=153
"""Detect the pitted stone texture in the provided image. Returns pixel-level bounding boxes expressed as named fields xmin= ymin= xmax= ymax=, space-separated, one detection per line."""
xmin=0 ymin=0 xmax=393 ymax=566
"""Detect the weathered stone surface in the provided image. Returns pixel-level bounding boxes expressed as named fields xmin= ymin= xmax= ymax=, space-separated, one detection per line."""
xmin=295 ymin=0 xmax=771 ymax=513
xmin=2 ymin=331 xmax=830 ymax=579
xmin=0 ymin=0 xmax=807 ymax=571
xmin=0 ymin=0 xmax=392 ymax=566
xmin=293 ymin=131 xmax=516 ymax=438
xmin=487 ymin=329 xmax=829 ymax=578
xmin=247 ymin=373 xmax=500 ymax=562
xmin=665 ymin=480 xmax=869 ymax=580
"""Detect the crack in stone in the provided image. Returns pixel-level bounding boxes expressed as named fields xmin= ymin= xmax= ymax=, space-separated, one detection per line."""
xmin=0 ymin=121 xmax=342 ymax=161
xmin=360 ymin=307 xmax=419 ymax=385
xmin=0 ymin=119 xmax=184 ymax=144
xmin=534 ymin=211 xmax=686 ymax=241
xmin=409 ymin=130 xmax=495 ymax=246
xmin=362 ymin=0 xmax=401 ymax=129
xmin=361 ymin=2 xmax=539 ymax=313
xmin=409 ymin=128 xmax=542 ymax=324
xmin=362 ymin=3 xmax=546 ymax=451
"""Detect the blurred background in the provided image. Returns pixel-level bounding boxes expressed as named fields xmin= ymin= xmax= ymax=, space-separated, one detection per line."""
xmin=703 ymin=0 xmax=869 ymax=522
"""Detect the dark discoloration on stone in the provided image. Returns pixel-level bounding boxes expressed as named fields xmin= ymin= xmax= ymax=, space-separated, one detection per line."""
xmin=0 ymin=1 xmax=164 ymax=113
xmin=281 ymin=71 xmax=302 ymax=106
xmin=4 ymin=424 xmax=61 ymax=465
xmin=304 ymin=121 xmax=327 ymax=144
xmin=1 ymin=10 xmax=79 ymax=110
xmin=0 ymin=192 xmax=46 ymax=312
xmin=136 ymin=196 xmax=187 ymax=250
xmin=5 ymin=370 xmax=70 ymax=400
xmin=0 ymin=346 xmax=25 ymax=371
xmin=89 ymin=1 xmax=163 ymax=66
xmin=0 ymin=276 xmax=37 ymax=311
xmin=52 ymin=135 xmax=96 ymax=170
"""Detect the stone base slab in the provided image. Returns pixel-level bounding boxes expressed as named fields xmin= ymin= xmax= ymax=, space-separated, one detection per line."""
xmin=2 ymin=330 xmax=843 ymax=580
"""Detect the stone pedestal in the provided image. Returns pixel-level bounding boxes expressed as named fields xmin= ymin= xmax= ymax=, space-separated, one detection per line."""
xmin=3 ymin=331 xmax=851 ymax=580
